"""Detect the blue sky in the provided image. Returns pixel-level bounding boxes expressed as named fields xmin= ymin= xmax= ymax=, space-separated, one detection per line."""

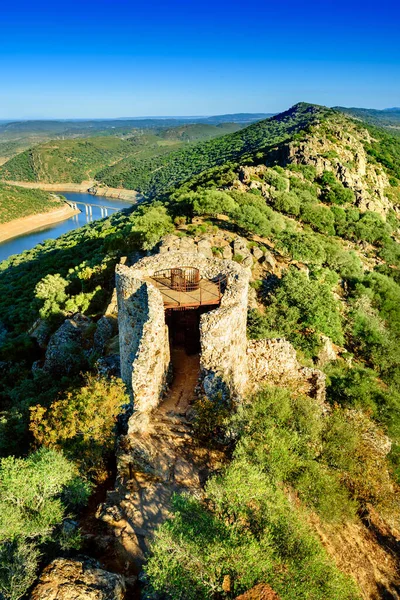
xmin=0 ymin=0 xmax=399 ymax=118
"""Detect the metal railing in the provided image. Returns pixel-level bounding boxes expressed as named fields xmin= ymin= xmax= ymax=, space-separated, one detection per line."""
xmin=152 ymin=268 xmax=227 ymax=308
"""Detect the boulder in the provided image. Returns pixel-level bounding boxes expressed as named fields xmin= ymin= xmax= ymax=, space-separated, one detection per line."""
xmin=252 ymin=246 xmax=264 ymax=261
xmin=29 ymin=318 xmax=50 ymax=349
xmin=96 ymin=354 xmax=121 ymax=378
xmin=264 ymin=252 xmax=276 ymax=272
xmin=94 ymin=316 xmax=114 ymax=354
xmin=42 ymin=314 xmax=92 ymax=375
xmin=197 ymin=238 xmax=213 ymax=258
xmin=30 ymin=557 xmax=126 ymax=600
xmin=317 ymin=334 xmax=338 ymax=366
xmin=222 ymin=245 xmax=233 ymax=260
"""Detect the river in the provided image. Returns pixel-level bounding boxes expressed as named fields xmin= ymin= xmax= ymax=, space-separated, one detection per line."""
xmin=0 ymin=192 xmax=135 ymax=263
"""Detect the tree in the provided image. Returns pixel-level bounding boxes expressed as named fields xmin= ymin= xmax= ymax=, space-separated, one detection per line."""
xmin=0 ymin=448 xmax=88 ymax=543
xmin=0 ymin=448 xmax=89 ymax=600
xmin=34 ymin=273 xmax=69 ymax=320
xmin=30 ymin=375 xmax=128 ymax=481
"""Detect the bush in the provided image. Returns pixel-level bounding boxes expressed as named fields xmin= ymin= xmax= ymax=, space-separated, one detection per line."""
xmin=320 ymin=171 xmax=355 ymax=205
xmin=30 ymin=375 xmax=128 ymax=481
xmin=254 ymin=268 xmax=344 ymax=357
xmin=276 ymin=231 xmax=327 ymax=265
xmin=0 ymin=448 xmax=89 ymax=543
xmin=144 ymin=388 xmax=360 ymax=600
xmin=0 ymin=539 xmax=40 ymax=600
xmin=271 ymin=191 xmax=300 ymax=216
xmin=300 ymin=202 xmax=335 ymax=235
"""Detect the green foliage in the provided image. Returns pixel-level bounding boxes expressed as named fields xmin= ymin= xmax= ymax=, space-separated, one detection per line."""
xmin=190 ymin=189 xmax=237 ymax=216
xmin=300 ymin=202 xmax=336 ymax=235
xmin=0 ymin=448 xmax=89 ymax=600
xmin=192 ymin=394 xmax=232 ymax=445
xmin=364 ymin=125 xmax=400 ymax=180
xmin=144 ymin=388 xmax=360 ymax=600
xmin=128 ymin=203 xmax=174 ymax=250
xmin=248 ymin=268 xmax=344 ymax=357
xmin=320 ymin=171 xmax=355 ymax=205
xmin=30 ymin=375 xmax=128 ymax=480
xmin=0 ymin=447 xmax=89 ymax=543
xmin=270 ymin=191 xmax=300 ymax=216
xmin=34 ymin=273 xmax=69 ymax=320
xmin=0 ymin=183 xmax=63 ymax=223
xmin=0 ymin=539 xmax=40 ymax=600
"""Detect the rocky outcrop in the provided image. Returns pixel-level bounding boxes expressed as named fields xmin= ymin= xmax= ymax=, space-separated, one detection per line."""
xmin=30 ymin=557 xmax=126 ymax=600
xmin=42 ymin=313 xmax=92 ymax=375
xmin=282 ymin=120 xmax=392 ymax=216
xmin=247 ymin=338 xmax=326 ymax=403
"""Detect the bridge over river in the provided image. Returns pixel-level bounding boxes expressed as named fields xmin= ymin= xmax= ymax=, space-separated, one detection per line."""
xmin=66 ymin=200 xmax=121 ymax=218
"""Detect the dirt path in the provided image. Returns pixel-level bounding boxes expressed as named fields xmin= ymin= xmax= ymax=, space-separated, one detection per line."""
xmin=0 ymin=203 xmax=80 ymax=243
xmin=93 ymin=348 xmax=224 ymax=595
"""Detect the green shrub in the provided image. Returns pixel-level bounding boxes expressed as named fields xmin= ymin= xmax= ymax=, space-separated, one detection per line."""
xmin=271 ymin=191 xmax=300 ymax=216
xmin=300 ymin=202 xmax=335 ymax=235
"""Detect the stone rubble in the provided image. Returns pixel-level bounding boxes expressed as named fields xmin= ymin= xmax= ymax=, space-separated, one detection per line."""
xmin=30 ymin=557 xmax=126 ymax=600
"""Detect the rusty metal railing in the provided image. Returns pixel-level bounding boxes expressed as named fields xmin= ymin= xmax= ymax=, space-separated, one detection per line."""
xmin=152 ymin=269 xmax=227 ymax=308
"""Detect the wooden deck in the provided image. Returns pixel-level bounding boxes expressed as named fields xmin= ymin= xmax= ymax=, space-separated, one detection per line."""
xmin=149 ymin=277 xmax=222 ymax=308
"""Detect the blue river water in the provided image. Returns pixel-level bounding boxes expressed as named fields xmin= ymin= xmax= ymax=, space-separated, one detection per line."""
xmin=0 ymin=192 xmax=134 ymax=263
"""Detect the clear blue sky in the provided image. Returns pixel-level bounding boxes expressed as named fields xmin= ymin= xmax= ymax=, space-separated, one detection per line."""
xmin=0 ymin=0 xmax=399 ymax=118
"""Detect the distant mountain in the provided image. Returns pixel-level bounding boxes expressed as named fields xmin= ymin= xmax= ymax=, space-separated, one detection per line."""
xmin=0 ymin=113 xmax=271 ymax=139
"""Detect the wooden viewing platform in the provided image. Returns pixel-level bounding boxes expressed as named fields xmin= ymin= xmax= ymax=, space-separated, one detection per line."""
xmin=149 ymin=267 xmax=224 ymax=309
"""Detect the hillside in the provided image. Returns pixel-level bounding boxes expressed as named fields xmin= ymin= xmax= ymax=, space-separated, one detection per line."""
xmin=96 ymin=103 xmax=331 ymax=194
xmin=0 ymin=135 xmax=183 ymax=184
xmin=337 ymin=106 xmax=400 ymax=133
xmin=0 ymin=122 xmax=249 ymax=185
xmin=1 ymin=103 xmax=400 ymax=600
xmin=159 ymin=122 xmax=243 ymax=141
xmin=0 ymin=182 xmax=65 ymax=223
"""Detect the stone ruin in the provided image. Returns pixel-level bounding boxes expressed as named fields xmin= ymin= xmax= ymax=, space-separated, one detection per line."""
xmin=116 ymin=251 xmax=250 ymax=427
xmin=115 ymin=246 xmax=326 ymax=431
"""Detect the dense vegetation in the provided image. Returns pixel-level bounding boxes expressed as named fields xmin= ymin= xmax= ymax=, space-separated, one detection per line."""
xmin=0 ymin=183 xmax=64 ymax=223
xmin=0 ymin=121 xmax=251 ymax=185
xmin=337 ymin=106 xmax=400 ymax=133
xmin=96 ymin=103 xmax=330 ymax=195
xmin=145 ymin=385 xmax=396 ymax=599
xmin=1 ymin=103 xmax=400 ymax=598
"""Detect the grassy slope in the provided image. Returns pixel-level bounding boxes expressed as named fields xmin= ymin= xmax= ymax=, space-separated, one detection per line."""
xmin=0 ymin=182 xmax=63 ymax=223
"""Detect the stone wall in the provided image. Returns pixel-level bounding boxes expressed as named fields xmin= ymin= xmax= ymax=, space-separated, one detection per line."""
xmin=116 ymin=264 xmax=170 ymax=414
xmin=116 ymin=251 xmax=250 ymax=416
xmin=247 ymin=338 xmax=326 ymax=403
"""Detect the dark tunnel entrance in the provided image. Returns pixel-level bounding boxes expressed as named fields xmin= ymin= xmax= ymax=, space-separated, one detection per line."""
xmin=165 ymin=306 xmax=215 ymax=355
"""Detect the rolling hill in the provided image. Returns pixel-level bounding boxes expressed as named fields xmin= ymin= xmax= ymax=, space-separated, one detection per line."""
xmin=336 ymin=106 xmax=400 ymax=133
xmin=96 ymin=103 xmax=331 ymax=195
xmin=0 ymin=182 xmax=64 ymax=223
xmin=0 ymin=121 xmax=250 ymax=185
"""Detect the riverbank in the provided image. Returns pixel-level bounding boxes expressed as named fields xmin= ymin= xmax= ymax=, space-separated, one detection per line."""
xmin=0 ymin=180 xmax=141 ymax=202
xmin=0 ymin=203 xmax=80 ymax=243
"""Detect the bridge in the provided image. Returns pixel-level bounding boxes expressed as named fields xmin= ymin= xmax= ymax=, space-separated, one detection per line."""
xmin=66 ymin=200 xmax=121 ymax=218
